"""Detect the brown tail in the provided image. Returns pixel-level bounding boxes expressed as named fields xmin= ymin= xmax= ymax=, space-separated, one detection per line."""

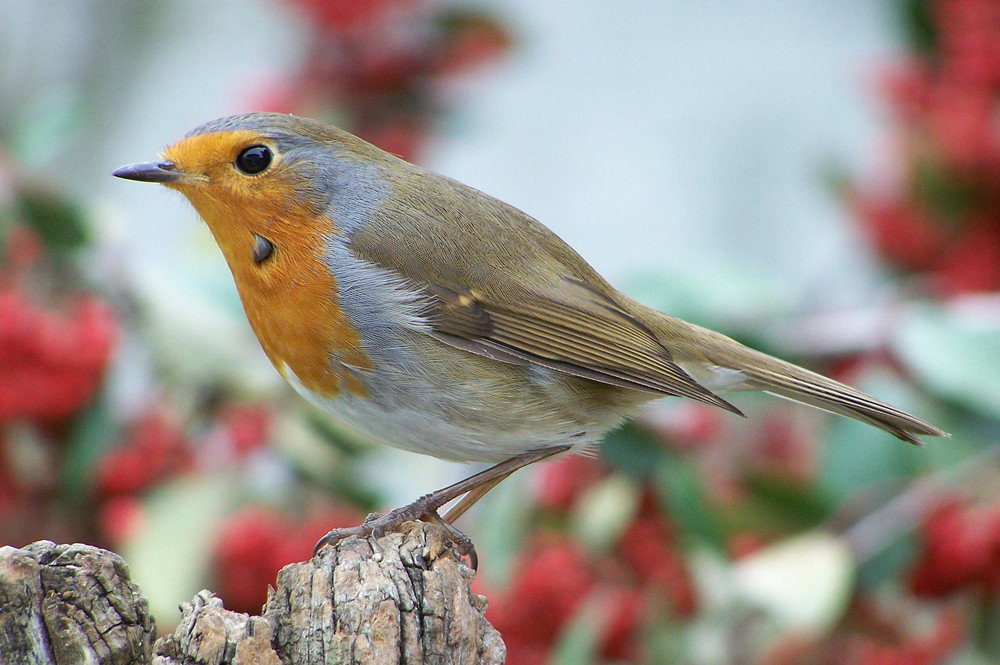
xmin=635 ymin=306 xmax=947 ymax=445
xmin=736 ymin=350 xmax=946 ymax=445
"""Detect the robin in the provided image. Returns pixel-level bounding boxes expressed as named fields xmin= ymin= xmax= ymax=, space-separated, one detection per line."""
xmin=114 ymin=112 xmax=945 ymax=562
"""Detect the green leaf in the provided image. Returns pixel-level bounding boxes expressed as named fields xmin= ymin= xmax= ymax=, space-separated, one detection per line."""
xmin=733 ymin=530 xmax=855 ymax=632
xmin=944 ymin=649 xmax=1000 ymax=665
xmin=600 ymin=421 xmax=666 ymax=481
xmin=818 ymin=417 xmax=925 ymax=503
xmin=893 ymin=303 xmax=1000 ymax=420
xmin=120 ymin=473 xmax=239 ymax=621
xmin=643 ymin=614 xmax=687 ymax=664
xmin=913 ymin=158 xmax=975 ymax=225
xmin=721 ymin=476 xmax=830 ymax=536
xmin=897 ymin=0 xmax=937 ymax=54
xmin=603 ymin=423 xmax=726 ymax=550
xmin=816 ymin=368 xmax=931 ymax=501
xmin=548 ymin=599 xmax=602 ymax=665
xmin=653 ymin=454 xmax=726 ymax=551
xmin=277 ymin=411 xmax=379 ymax=509
xmin=59 ymin=389 xmax=118 ymax=500
xmin=974 ymin=593 xmax=1000 ymax=656
xmin=15 ymin=184 xmax=88 ymax=249
xmin=468 ymin=471 xmax=536 ymax=588
xmin=624 ymin=262 xmax=793 ymax=332
xmin=304 ymin=409 xmax=372 ymax=457
xmin=6 ymin=86 xmax=84 ymax=168
xmin=855 ymin=534 xmax=916 ymax=590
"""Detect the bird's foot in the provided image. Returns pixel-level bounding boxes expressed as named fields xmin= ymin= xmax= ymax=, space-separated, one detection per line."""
xmin=313 ymin=446 xmax=572 ymax=570
xmin=313 ymin=499 xmax=477 ymax=569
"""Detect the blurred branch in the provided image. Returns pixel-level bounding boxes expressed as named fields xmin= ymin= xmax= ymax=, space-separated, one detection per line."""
xmin=844 ymin=444 xmax=1000 ymax=563
xmin=0 ymin=523 xmax=502 ymax=665
xmin=759 ymin=292 xmax=1000 ymax=358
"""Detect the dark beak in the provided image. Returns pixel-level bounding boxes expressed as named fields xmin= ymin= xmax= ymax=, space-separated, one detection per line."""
xmin=113 ymin=160 xmax=198 ymax=183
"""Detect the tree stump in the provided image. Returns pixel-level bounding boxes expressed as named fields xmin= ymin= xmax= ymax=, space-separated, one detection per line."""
xmin=0 ymin=522 xmax=505 ymax=665
xmin=0 ymin=540 xmax=155 ymax=665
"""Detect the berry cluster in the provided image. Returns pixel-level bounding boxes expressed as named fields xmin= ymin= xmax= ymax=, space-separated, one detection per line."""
xmin=0 ymin=225 xmax=116 ymax=425
xmin=0 ymin=223 xmax=117 ymax=545
xmin=265 ymin=0 xmax=510 ymax=160
xmin=93 ymin=411 xmax=194 ymax=544
xmin=211 ymin=504 xmax=362 ymax=614
xmin=761 ymin=600 xmax=963 ymax=665
xmin=0 ymin=290 xmax=115 ymax=423
xmin=851 ymin=0 xmax=1000 ymax=295
xmin=474 ymin=384 xmax=982 ymax=665
xmin=93 ymin=403 xmax=282 ymax=547
xmin=96 ymin=412 xmax=192 ymax=498
xmin=5 ymin=1 xmax=996 ymax=662
xmin=484 ymin=537 xmax=644 ymax=665
xmin=480 ymin=451 xmax=700 ymax=664
xmin=909 ymin=497 xmax=1000 ymax=598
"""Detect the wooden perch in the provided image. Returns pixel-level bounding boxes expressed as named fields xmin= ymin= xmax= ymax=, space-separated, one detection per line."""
xmin=0 ymin=522 xmax=505 ymax=665
xmin=0 ymin=540 xmax=155 ymax=664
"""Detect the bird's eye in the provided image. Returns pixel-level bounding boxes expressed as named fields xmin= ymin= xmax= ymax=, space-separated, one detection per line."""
xmin=235 ymin=145 xmax=272 ymax=175
xmin=252 ymin=234 xmax=273 ymax=263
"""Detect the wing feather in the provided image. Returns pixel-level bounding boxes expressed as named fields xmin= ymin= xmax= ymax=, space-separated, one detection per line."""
xmin=343 ymin=173 xmax=743 ymax=415
xmin=424 ymin=278 xmax=743 ymax=414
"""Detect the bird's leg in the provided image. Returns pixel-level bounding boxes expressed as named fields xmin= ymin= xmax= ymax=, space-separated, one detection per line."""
xmin=313 ymin=445 xmax=571 ymax=562
xmin=441 ymin=473 xmax=513 ymax=523
xmin=428 ymin=471 xmax=526 ymax=570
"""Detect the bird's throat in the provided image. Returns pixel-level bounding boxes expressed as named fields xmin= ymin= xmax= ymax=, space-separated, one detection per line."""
xmin=187 ymin=191 xmax=372 ymax=398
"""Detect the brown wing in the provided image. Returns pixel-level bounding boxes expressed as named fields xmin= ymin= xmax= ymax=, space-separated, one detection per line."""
xmin=343 ymin=164 xmax=742 ymax=415
xmin=422 ymin=278 xmax=743 ymax=415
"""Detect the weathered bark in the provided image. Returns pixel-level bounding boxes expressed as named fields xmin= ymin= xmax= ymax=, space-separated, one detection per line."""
xmin=0 ymin=540 xmax=156 ymax=665
xmin=1 ymin=522 xmax=505 ymax=665
xmin=152 ymin=591 xmax=280 ymax=665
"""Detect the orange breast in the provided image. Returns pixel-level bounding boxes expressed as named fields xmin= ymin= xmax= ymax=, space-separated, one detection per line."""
xmin=182 ymin=180 xmax=372 ymax=398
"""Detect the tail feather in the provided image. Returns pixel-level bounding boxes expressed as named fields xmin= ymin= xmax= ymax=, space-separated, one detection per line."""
xmin=631 ymin=305 xmax=946 ymax=445
xmin=737 ymin=355 xmax=946 ymax=445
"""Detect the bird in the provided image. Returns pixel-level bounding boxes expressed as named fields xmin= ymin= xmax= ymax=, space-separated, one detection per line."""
xmin=114 ymin=112 xmax=945 ymax=561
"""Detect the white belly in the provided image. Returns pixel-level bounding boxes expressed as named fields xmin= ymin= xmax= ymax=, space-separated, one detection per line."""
xmin=283 ymin=366 xmax=615 ymax=463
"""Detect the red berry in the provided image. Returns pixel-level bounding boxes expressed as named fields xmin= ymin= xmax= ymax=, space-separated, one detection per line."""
xmin=851 ymin=192 xmax=944 ymax=271
xmin=533 ymin=455 xmax=605 ymax=513
xmin=269 ymin=505 xmax=363 ymax=568
xmin=749 ymin=413 xmax=815 ymax=484
xmin=1 ymin=225 xmax=43 ymax=274
xmin=95 ymin=447 xmax=157 ymax=496
xmin=285 ymin=0 xmax=406 ymax=33
xmin=486 ymin=537 xmax=595 ymax=645
xmin=95 ymin=412 xmax=189 ymax=496
xmin=618 ymin=515 xmax=697 ymax=617
xmin=934 ymin=217 xmax=1000 ymax=295
xmin=212 ymin=507 xmax=292 ymax=615
xmin=879 ymin=60 xmax=933 ymax=120
xmin=598 ymin=587 xmax=644 ymax=660
xmin=99 ymin=495 xmax=145 ymax=545
xmin=219 ymin=404 xmax=272 ymax=456
xmin=909 ymin=499 xmax=993 ymax=597
xmin=0 ymin=289 xmax=117 ymax=424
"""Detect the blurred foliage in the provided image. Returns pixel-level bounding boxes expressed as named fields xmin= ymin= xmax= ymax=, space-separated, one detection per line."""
xmin=10 ymin=184 xmax=88 ymax=249
xmin=2 ymin=1 xmax=1000 ymax=664
xmin=898 ymin=0 xmax=938 ymax=54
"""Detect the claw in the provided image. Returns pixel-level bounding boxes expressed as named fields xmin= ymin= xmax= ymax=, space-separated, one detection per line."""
xmin=465 ymin=544 xmax=479 ymax=572
xmin=313 ymin=525 xmax=364 ymax=556
xmin=369 ymin=534 xmax=385 ymax=562
xmin=311 ymin=447 xmax=571 ymax=564
xmin=423 ymin=510 xmax=478 ymax=571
